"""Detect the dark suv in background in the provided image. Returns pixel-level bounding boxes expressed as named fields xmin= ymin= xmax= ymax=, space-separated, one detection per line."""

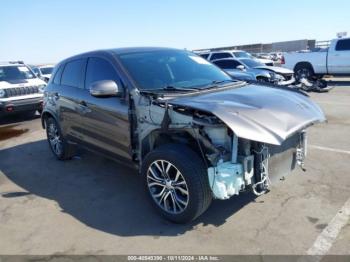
xmin=42 ymin=48 xmax=324 ymax=223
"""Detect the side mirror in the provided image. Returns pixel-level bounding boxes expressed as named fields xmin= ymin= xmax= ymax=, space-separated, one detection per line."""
xmin=89 ymin=80 xmax=121 ymax=97
xmin=236 ymin=65 xmax=245 ymax=71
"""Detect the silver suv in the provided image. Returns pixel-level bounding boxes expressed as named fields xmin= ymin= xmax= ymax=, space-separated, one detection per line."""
xmin=42 ymin=48 xmax=325 ymax=223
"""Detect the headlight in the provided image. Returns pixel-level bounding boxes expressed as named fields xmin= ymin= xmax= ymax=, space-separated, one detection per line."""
xmin=38 ymin=84 xmax=46 ymax=93
xmin=0 ymin=89 xmax=5 ymax=98
xmin=274 ymin=74 xmax=285 ymax=81
xmin=268 ymin=72 xmax=275 ymax=79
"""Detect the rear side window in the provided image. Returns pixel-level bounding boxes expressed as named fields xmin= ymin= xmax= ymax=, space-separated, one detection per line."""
xmin=213 ymin=60 xmax=241 ymax=69
xmin=61 ymin=59 xmax=85 ymax=87
xmin=53 ymin=65 xmax=64 ymax=84
xmin=85 ymin=57 xmax=119 ymax=89
xmin=335 ymin=39 xmax=350 ymax=51
xmin=210 ymin=52 xmax=233 ymax=60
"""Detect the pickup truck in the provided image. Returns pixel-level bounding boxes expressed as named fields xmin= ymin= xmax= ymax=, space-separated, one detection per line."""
xmin=282 ymin=38 xmax=350 ymax=80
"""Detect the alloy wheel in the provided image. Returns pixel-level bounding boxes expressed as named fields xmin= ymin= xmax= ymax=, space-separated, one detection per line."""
xmin=147 ymin=160 xmax=189 ymax=214
xmin=47 ymin=121 xmax=63 ymax=156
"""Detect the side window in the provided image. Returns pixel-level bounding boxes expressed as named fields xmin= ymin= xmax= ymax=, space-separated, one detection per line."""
xmin=61 ymin=59 xmax=85 ymax=87
xmin=214 ymin=60 xmax=240 ymax=69
xmin=85 ymin=57 xmax=120 ymax=89
xmin=53 ymin=65 xmax=64 ymax=85
xmin=32 ymin=68 xmax=40 ymax=75
xmin=210 ymin=52 xmax=233 ymax=60
xmin=335 ymin=39 xmax=350 ymax=51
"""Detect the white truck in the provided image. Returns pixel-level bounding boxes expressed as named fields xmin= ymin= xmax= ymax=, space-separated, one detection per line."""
xmin=282 ymin=38 xmax=350 ymax=80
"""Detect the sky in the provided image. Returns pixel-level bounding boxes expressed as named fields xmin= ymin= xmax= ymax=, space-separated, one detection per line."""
xmin=1 ymin=0 xmax=349 ymax=64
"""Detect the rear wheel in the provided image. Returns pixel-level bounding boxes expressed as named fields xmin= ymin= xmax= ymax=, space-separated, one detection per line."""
xmin=142 ymin=144 xmax=212 ymax=223
xmin=295 ymin=64 xmax=314 ymax=81
xmin=45 ymin=117 xmax=75 ymax=160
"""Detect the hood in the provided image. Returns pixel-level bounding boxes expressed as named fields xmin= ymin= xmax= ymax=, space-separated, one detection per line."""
xmin=254 ymin=65 xmax=294 ymax=75
xmin=248 ymin=68 xmax=272 ymax=78
xmin=0 ymin=78 xmax=46 ymax=89
xmin=225 ymin=69 xmax=256 ymax=81
xmin=168 ymin=84 xmax=325 ymax=145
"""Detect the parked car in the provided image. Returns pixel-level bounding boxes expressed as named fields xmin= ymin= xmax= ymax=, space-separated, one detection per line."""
xmin=212 ymin=58 xmax=273 ymax=82
xmin=0 ymin=61 xmax=46 ymax=116
xmin=42 ymin=47 xmax=325 ymax=223
xmin=282 ymin=38 xmax=350 ymax=80
xmin=196 ymin=50 xmax=275 ymax=66
xmin=31 ymin=64 xmax=55 ymax=83
xmin=213 ymin=58 xmax=295 ymax=86
xmin=269 ymin=52 xmax=283 ymax=62
xmin=255 ymin=52 xmax=272 ymax=60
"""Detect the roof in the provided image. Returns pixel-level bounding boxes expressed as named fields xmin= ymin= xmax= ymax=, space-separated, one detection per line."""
xmin=108 ymin=47 xmax=179 ymax=55
xmin=56 ymin=47 xmax=183 ymax=65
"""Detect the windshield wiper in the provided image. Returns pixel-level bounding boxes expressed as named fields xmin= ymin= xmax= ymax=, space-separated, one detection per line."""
xmin=161 ymin=85 xmax=201 ymax=92
xmin=212 ymin=79 xmax=237 ymax=85
xmin=140 ymin=86 xmax=200 ymax=94
xmin=201 ymin=79 xmax=237 ymax=90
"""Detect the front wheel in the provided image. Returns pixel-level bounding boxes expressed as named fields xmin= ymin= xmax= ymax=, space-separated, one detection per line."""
xmin=142 ymin=144 xmax=212 ymax=223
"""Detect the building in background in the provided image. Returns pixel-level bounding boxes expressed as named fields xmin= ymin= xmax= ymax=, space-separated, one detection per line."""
xmin=194 ymin=39 xmax=316 ymax=53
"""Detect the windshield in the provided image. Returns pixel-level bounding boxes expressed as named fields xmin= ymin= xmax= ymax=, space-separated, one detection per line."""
xmin=0 ymin=65 xmax=36 ymax=81
xmin=40 ymin=67 xmax=53 ymax=75
xmin=118 ymin=50 xmax=232 ymax=90
xmin=233 ymin=51 xmax=253 ymax=59
xmin=239 ymin=58 xmax=265 ymax=68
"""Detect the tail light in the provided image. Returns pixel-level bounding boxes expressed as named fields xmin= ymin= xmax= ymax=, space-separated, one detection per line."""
xmin=281 ymin=55 xmax=285 ymax=64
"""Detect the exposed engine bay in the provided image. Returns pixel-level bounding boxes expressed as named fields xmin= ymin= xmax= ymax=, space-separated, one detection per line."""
xmin=133 ymin=86 xmax=312 ymax=200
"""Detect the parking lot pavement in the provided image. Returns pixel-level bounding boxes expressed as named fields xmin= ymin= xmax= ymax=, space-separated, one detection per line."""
xmin=0 ymin=84 xmax=349 ymax=255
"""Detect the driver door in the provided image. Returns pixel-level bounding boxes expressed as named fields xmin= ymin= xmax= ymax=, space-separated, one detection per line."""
xmin=78 ymin=56 xmax=132 ymax=161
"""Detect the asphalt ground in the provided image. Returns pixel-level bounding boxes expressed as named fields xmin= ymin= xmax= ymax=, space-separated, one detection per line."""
xmin=0 ymin=80 xmax=349 ymax=256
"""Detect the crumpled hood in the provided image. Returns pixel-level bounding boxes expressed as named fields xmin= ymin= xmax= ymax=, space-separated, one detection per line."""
xmin=254 ymin=65 xmax=294 ymax=75
xmin=0 ymin=78 xmax=46 ymax=89
xmin=168 ymin=84 xmax=326 ymax=145
xmin=225 ymin=69 xmax=256 ymax=81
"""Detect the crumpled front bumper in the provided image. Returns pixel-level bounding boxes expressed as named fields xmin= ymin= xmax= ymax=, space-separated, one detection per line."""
xmin=276 ymin=76 xmax=296 ymax=86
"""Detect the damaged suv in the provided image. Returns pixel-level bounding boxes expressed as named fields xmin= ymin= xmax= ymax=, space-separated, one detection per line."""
xmin=42 ymin=48 xmax=325 ymax=223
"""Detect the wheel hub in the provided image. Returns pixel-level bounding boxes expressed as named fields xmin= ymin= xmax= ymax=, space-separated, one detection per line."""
xmin=165 ymin=180 xmax=173 ymax=190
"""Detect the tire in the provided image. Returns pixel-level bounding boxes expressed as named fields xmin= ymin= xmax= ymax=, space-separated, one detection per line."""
xmin=45 ymin=117 xmax=75 ymax=160
xmin=294 ymin=63 xmax=314 ymax=81
xmin=256 ymin=76 xmax=270 ymax=82
xmin=141 ymin=144 xmax=212 ymax=223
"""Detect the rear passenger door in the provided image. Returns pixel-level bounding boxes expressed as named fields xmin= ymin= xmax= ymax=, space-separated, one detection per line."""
xmin=79 ymin=56 xmax=132 ymax=160
xmin=55 ymin=58 xmax=87 ymax=140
